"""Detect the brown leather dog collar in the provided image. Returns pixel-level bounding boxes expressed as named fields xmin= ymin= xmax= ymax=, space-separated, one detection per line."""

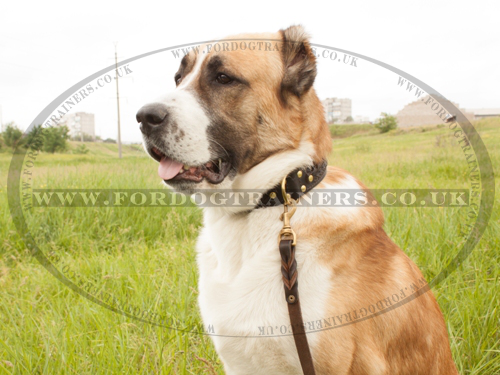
xmin=256 ymin=159 xmax=328 ymax=208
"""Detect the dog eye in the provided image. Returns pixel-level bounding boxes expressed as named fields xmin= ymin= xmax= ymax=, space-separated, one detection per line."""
xmin=216 ymin=73 xmax=233 ymax=84
xmin=175 ymin=75 xmax=182 ymax=85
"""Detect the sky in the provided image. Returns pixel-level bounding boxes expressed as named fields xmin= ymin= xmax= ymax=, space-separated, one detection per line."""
xmin=0 ymin=0 xmax=499 ymax=143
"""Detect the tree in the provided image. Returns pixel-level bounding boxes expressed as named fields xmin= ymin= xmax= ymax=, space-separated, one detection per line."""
xmin=374 ymin=113 xmax=397 ymax=133
xmin=345 ymin=116 xmax=354 ymax=123
xmin=2 ymin=122 xmax=24 ymax=147
xmin=43 ymin=126 xmax=69 ymax=153
xmin=23 ymin=125 xmax=45 ymax=151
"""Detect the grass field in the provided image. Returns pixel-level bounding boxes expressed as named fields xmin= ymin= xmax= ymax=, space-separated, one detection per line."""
xmin=329 ymin=123 xmax=377 ymax=138
xmin=0 ymin=118 xmax=498 ymax=374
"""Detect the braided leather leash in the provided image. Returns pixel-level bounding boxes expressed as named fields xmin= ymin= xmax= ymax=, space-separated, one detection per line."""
xmin=278 ymin=179 xmax=316 ymax=375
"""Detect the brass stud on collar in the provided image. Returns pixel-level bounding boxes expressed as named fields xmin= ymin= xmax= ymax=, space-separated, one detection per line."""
xmin=270 ymin=192 xmax=277 ymax=199
xmin=308 ymin=175 xmax=314 ymax=182
xmin=297 ymin=170 xmax=303 ymax=178
xmin=301 ymin=185 xmax=306 ymax=192
xmin=288 ymin=295 xmax=296 ymax=303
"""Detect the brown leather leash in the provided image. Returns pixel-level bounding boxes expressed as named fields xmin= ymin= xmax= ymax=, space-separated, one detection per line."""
xmin=278 ymin=186 xmax=316 ymax=375
xmin=259 ymin=161 xmax=327 ymax=375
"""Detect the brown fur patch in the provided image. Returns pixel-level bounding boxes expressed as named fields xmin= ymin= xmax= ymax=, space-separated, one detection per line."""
xmin=178 ymin=27 xmax=331 ymax=173
xmin=299 ymin=168 xmax=458 ymax=374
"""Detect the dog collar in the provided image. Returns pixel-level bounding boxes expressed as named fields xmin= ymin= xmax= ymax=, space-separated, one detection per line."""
xmin=256 ymin=159 xmax=328 ymax=208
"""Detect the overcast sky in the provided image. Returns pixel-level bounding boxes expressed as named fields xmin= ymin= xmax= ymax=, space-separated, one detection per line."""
xmin=1 ymin=0 xmax=499 ymax=142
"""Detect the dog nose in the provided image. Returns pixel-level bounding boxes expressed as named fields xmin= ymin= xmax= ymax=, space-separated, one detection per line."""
xmin=136 ymin=103 xmax=169 ymax=135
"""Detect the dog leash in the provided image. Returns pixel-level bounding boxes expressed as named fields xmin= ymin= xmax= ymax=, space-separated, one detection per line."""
xmin=258 ymin=161 xmax=327 ymax=375
xmin=278 ymin=181 xmax=316 ymax=375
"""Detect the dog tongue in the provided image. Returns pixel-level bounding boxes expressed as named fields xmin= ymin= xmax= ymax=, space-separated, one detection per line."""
xmin=158 ymin=156 xmax=183 ymax=180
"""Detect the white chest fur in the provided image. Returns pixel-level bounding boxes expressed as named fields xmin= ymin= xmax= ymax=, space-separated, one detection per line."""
xmin=196 ymin=206 xmax=332 ymax=375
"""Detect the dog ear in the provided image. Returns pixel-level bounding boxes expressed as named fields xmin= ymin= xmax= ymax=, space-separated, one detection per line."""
xmin=280 ymin=25 xmax=317 ymax=98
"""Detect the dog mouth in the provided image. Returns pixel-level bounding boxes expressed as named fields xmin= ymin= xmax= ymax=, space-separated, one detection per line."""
xmin=151 ymin=147 xmax=231 ymax=184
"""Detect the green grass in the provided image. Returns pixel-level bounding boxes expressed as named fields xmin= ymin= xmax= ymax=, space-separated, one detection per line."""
xmin=0 ymin=118 xmax=499 ymax=374
xmin=329 ymin=123 xmax=376 ymax=138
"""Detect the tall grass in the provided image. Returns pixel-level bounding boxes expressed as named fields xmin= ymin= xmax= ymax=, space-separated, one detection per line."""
xmin=0 ymin=118 xmax=498 ymax=374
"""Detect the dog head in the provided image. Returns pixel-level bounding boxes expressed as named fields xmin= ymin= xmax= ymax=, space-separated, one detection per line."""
xmin=137 ymin=25 xmax=331 ymax=195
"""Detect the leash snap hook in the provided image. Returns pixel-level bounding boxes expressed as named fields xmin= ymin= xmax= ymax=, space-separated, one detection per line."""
xmin=278 ymin=176 xmax=297 ymax=245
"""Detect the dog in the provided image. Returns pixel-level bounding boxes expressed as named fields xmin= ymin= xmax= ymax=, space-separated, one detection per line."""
xmin=136 ymin=25 xmax=458 ymax=375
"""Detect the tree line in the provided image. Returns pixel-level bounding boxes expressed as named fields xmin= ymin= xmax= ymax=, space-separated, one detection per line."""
xmin=0 ymin=123 xmax=117 ymax=153
xmin=1 ymin=123 xmax=69 ymax=153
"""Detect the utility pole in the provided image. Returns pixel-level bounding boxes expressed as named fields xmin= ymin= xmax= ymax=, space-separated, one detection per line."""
xmin=114 ymin=43 xmax=122 ymax=159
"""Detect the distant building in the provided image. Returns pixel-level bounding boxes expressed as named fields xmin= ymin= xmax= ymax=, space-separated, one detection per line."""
xmin=61 ymin=112 xmax=95 ymax=140
xmin=464 ymin=108 xmax=500 ymax=120
xmin=396 ymin=96 xmax=474 ymax=127
xmin=322 ymin=98 xmax=352 ymax=124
